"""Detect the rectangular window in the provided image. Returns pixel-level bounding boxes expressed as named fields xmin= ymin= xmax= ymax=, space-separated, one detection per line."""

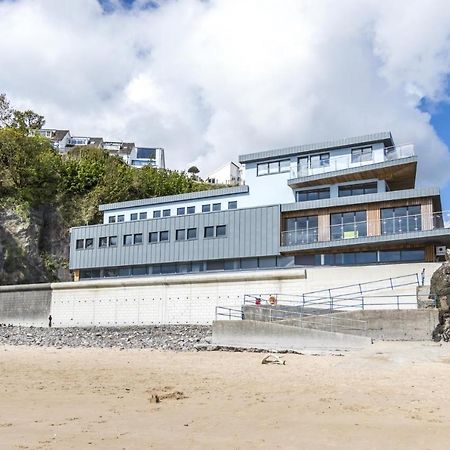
xmin=258 ymin=256 xmax=277 ymax=268
xmin=118 ymin=267 xmax=132 ymax=277
xmin=228 ymin=201 xmax=237 ymax=209
xmin=130 ymin=213 xmax=138 ymax=221
xmin=177 ymin=207 xmax=185 ymax=216
xmin=268 ymin=161 xmax=279 ymax=174
xmin=104 ymin=268 xmax=118 ymax=278
xmin=187 ymin=228 xmax=197 ymax=240
xmin=76 ymin=239 xmax=84 ymax=249
xmin=283 ymin=215 xmax=318 ymax=245
xmin=351 ymin=146 xmax=373 ymax=163
xmin=241 ymin=258 xmax=258 ymax=269
xmin=204 ymin=226 xmax=214 ymax=238
xmin=108 ymin=216 xmax=116 ymax=224
xmin=330 ymin=211 xmax=367 ymax=240
xmin=134 ymin=233 xmax=143 ymax=244
xmin=160 ymin=230 xmax=169 ymax=242
xmin=117 ymin=215 xmax=124 ymax=222
xmin=153 ymin=210 xmax=161 ymax=218
xmin=109 ymin=236 xmax=117 ymax=247
xmin=139 ymin=212 xmax=147 ymax=220
xmin=85 ymin=238 xmax=94 ymax=249
xmin=279 ymin=159 xmax=290 ymax=172
xmin=381 ymin=205 xmax=422 ymax=235
xmin=123 ymin=234 xmax=133 ymax=246
xmin=163 ymin=209 xmax=170 ymax=217
xmin=176 ymin=229 xmax=185 ymax=241
xmin=132 ymin=266 xmax=147 ymax=276
xmin=296 ymin=188 xmax=330 ymax=202
xmin=257 ymin=163 xmax=269 ymax=176
xmin=257 ymin=159 xmax=290 ymax=176
xmin=206 ymin=260 xmax=225 ymax=271
xmin=310 ymin=153 xmax=330 ymax=169
xmin=216 ymin=225 xmax=226 ymax=237
xmin=149 ymin=232 xmax=158 ymax=243
xmin=99 ymin=237 xmax=108 ymax=248
xmin=187 ymin=206 xmax=195 ymax=214
xmin=212 ymin=203 xmax=221 ymax=211
xmin=338 ymin=182 xmax=377 ymax=197
xmin=202 ymin=204 xmax=211 ymax=213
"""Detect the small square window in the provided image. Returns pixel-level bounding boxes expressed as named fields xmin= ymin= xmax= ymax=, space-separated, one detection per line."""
xmin=108 ymin=216 xmax=116 ymax=224
xmin=216 ymin=225 xmax=226 ymax=237
xmin=204 ymin=226 xmax=214 ymax=238
xmin=149 ymin=232 xmax=158 ymax=243
xmin=212 ymin=203 xmax=221 ymax=211
xmin=117 ymin=215 xmax=124 ymax=222
xmin=139 ymin=212 xmax=147 ymax=220
xmin=228 ymin=201 xmax=237 ymax=209
xmin=176 ymin=229 xmax=185 ymax=241
xmin=99 ymin=237 xmax=108 ymax=248
xmin=177 ymin=207 xmax=185 ymax=215
xmin=202 ymin=204 xmax=211 ymax=213
xmin=109 ymin=236 xmax=117 ymax=247
xmin=160 ymin=230 xmax=169 ymax=242
xmin=187 ymin=206 xmax=195 ymax=214
xmin=187 ymin=228 xmax=197 ymax=240
xmin=85 ymin=238 xmax=94 ymax=249
xmin=163 ymin=209 xmax=171 ymax=217
xmin=76 ymin=239 xmax=84 ymax=249
xmin=130 ymin=213 xmax=138 ymax=221
xmin=153 ymin=210 xmax=161 ymax=218
xmin=134 ymin=233 xmax=143 ymax=244
xmin=123 ymin=234 xmax=132 ymax=246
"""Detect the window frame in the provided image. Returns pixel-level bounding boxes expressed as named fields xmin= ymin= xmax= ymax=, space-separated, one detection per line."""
xmin=187 ymin=228 xmax=197 ymax=240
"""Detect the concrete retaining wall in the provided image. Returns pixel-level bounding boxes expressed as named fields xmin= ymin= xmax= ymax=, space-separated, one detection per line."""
xmin=0 ymin=283 xmax=51 ymax=327
xmin=212 ymin=320 xmax=372 ymax=351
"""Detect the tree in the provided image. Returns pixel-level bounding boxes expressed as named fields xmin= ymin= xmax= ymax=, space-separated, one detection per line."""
xmin=188 ymin=166 xmax=199 ymax=175
xmin=0 ymin=93 xmax=45 ymax=132
xmin=0 ymin=93 xmax=13 ymax=128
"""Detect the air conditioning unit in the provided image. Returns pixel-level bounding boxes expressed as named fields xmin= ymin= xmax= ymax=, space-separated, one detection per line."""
xmin=436 ymin=245 xmax=447 ymax=256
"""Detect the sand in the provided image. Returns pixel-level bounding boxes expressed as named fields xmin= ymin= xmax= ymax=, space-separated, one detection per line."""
xmin=1 ymin=342 xmax=450 ymax=450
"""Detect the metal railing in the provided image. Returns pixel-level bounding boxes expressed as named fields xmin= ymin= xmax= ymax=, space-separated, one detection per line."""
xmin=281 ymin=210 xmax=450 ymax=246
xmin=289 ymin=143 xmax=415 ymax=179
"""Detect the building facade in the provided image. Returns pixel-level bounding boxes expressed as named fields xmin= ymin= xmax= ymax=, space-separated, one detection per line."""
xmin=69 ymin=132 xmax=450 ymax=280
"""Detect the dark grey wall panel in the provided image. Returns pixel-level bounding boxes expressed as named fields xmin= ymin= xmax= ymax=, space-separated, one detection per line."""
xmin=70 ymin=206 xmax=281 ymax=269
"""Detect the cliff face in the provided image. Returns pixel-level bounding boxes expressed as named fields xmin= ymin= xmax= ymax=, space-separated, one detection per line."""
xmin=0 ymin=204 xmax=70 ymax=285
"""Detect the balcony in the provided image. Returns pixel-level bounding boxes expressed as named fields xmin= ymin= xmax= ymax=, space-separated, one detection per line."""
xmin=287 ymin=144 xmax=417 ymax=190
xmin=280 ymin=210 xmax=450 ymax=250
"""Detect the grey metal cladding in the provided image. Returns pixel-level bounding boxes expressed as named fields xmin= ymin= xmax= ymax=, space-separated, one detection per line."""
xmin=69 ymin=205 xmax=281 ymax=269
xmin=281 ymin=187 xmax=440 ymax=213
xmin=238 ymin=131 xmax=394 ymax=163
xmin=99 ymin=185 xmax=249 ymax=212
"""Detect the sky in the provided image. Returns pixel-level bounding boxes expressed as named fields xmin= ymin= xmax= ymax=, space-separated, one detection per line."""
xmin=0 ymin=0 xmax=450 ymax=208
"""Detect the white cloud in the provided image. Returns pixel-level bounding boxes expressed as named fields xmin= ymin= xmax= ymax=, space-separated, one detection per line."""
xmin=0 ymin=0 xmax=449 ymax=185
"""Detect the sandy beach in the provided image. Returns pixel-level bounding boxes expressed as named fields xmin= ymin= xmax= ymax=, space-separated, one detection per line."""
xmin=1 ymin=342 xmax=450 ymax=450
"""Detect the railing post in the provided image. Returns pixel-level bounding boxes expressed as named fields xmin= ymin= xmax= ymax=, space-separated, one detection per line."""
xmin=361 ymin=296 xmax=365 ymax=310
xmin=390 ymin=277 xmax=393 ymax=290
xmin=396 ymin=295 xmax=400 ymax=310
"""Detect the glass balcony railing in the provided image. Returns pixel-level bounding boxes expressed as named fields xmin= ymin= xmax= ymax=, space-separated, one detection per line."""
xmin=281 ymin=210 xmax=450 ymax=247
xmin=289 ymin=143 xmax=415 ymax=179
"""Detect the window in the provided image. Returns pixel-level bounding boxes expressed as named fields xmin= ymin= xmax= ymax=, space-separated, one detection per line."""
xmin=109 ymin=236 xmax=117 ymax=247
xmin=134 ymin=233 xmax=143 ymax=244
xmin=283 ymin=216 xmax=318 ymax=245
xmin=257 ymin=159 xmax=290 ymax=176
xmin=187 ymin=228 xmax=197 ymax=240
xmin=241 ymin=258 xmax=258 ymax=269
xmin=216 ymin=225 xmax=227 ymax=237
xmin=104 ymin=268 xmax=118 ymax=278
xmin=381 ymin=205 xmax=421 ymax=235
xmin=139 ymin=212 xmax=147 ymax=220
xmin=130 ymin=213 xmax=138 ymax=221
xmin=338 ymin=182 xmax=377 ymax=197
xmin=296 ymin=188 xmax=330 ymax=202
xmin=309 ymin=153 xmax=330 ymax=169
xmin=117 ymin=215 xmax=125 ymax=223
xmin=351 ymin=146 xmax=372 ymax=163
xmin=206 ymin=260 xmax=225 ymax=271
xmin=85 ymin=238 xmax=94 ymax=249
xmin=330 ymin=211 xmax=367 ymax=240
xmin=123 ymin=234 xmax=133 ymax=246
xmin=153 ymin=210 xmax=161 ymax=218
xmin=228 ymin=201 xmax=237 ymax=209
xmin=99 ymin=237 xmax=108 ymax=248
xmin=187 ymin=206 xmax=195 ymax=214
xmin=177 ymin=207 xmax=185 ymax=216
xmin=258 ymin=256 xmax=277 ymax=268
xmin=163 ymin=209 xmax=170 ymax=217
xmin=212 ymin=203 xmax=221 ymax=211
xmin=118 ymin=267 xmax=132 ymax=277
xmin=132 ymin=266 xmax=147 ymax=276
xmin=76 ymin=239 xmax=84 ymax=250
xmin=202 ymin=204 xmax=211 ymax=213
xmin=108 ymin=216 xmax=116 ymax=224
xmin=204 ymin=226 xmax=214 ymax=238
xmin=160 ymin=231 xmax=169 ymax=242
xmin=149 ymin=232 xmax=158 ymax=243
xmin=176 ymin=229 xmax=185 ymax=241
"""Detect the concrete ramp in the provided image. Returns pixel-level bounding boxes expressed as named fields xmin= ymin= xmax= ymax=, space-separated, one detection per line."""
xmin=212 ymin=320 xmax=372 ymax=352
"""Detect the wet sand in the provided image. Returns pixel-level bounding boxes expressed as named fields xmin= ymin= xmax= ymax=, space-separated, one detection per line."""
xmin=1 ymin=342 xmax=449 ymax=449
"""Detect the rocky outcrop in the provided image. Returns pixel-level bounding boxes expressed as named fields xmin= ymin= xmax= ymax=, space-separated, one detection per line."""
xmin=430 ymin=250 xmax=450 ymax=342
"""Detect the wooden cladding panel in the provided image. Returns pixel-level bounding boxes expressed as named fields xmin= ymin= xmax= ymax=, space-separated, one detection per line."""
xmin=421 ymin=198 xmax=433 ymax=231
xmin=318 ymin=212 xmax=330 ymax=241
xmin=367 ymin=205 xmax=380 ymax=236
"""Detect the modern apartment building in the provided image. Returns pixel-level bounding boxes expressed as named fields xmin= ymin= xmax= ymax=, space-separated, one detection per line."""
xmin=69 ymin=132 xmax=450 ymax=280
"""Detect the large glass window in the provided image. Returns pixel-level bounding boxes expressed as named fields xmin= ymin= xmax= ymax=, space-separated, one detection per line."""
xmin=381 ymin=205 xmax=421 ymax=235
xmin=330 ymin=210 xmax=367 ymax=240
xmin=338 ymin=182 xmax=377 ymax=197
xmin=296 ymin=188 xmax=330 ymax=202
xmin=310 ymin=153 xmax=330 ymax=169
xmin=283 ymin=216 xmax=318 ymax=245
xmin=351 ymin=147 xmax=372 ymax=163
xmin=257 ymin=159 xmax=290 ymax=176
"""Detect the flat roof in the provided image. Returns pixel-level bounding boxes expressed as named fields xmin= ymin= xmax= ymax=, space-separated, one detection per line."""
xmin=238 ymin=131 xmax=394 ymax=164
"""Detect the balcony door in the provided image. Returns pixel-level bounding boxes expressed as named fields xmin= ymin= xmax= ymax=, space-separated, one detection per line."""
xmin=330 ymin=211 xmax=367 ymax=240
